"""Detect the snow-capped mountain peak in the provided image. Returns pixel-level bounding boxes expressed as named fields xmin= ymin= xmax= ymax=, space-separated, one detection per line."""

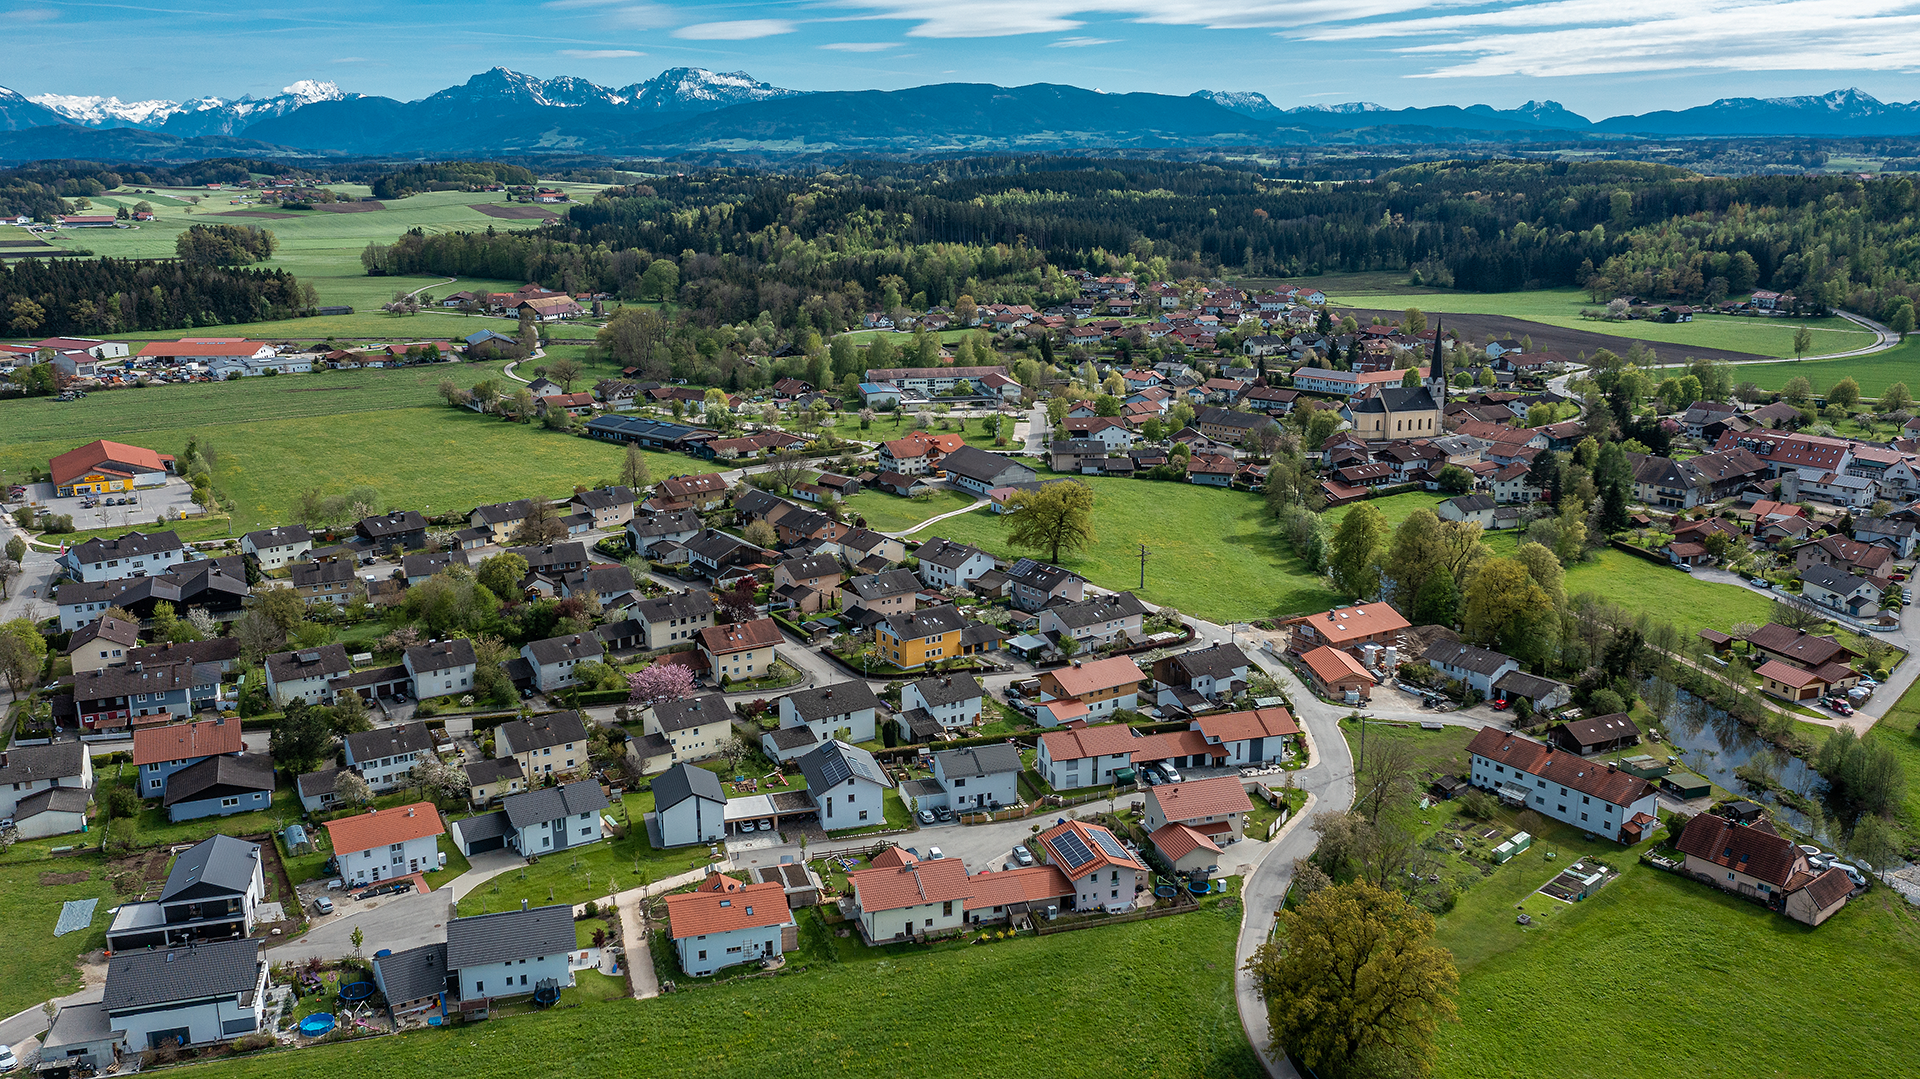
xmin=27 ymin=92 xmax=186 ymax=127
xmin=619 ymin=67 xmax=805 ymax=113
xmin=1190 ymin=90 xmax=1283 ymax=119
xmin=1290 ymin=101 xmax=1388 ymax=114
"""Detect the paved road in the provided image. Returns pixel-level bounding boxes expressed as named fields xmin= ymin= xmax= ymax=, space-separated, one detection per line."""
xmin=269 ymin=888 xmax=454 ymax=964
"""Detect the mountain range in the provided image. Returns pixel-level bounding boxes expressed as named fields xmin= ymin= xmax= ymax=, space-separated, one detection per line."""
xmin=5 ymin=70 xmax=1920 ymax=161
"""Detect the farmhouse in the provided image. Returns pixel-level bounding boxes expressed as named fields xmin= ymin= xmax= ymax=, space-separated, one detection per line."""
xmin=1466 ymin=727 xmax=1659 ymax=843
xmin=1673 ymin=813 xmax=1853 ymax=926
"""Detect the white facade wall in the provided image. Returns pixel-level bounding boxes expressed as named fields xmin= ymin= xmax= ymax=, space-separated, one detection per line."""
xmin=899 ymin=685 xmax=981 ymax=729
xmin=456 ymin=952 xmax=571 ymax=1002
xmin=337 ymin=833 xmax=440 ymax=887
xmin=658 ymin=795 xmax=726 ymax=848
xmin=676 ymin=924 xmax=785 ymax=977
xmin=1468 ymin=753 xmax=1659 ymax=841
xmin=1037 ymin=744 xmax=1133 ymax=791
xmin=817 ymin=776 xmax=888 ymax=831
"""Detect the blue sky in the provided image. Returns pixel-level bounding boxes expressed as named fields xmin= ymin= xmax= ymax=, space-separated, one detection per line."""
xmin=11 ymin=0 xmax=1920 ymax=119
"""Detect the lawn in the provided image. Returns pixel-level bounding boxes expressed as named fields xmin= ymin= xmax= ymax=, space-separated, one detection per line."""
xmin=0 ymin=371 xmax=692 ymax=531
xmin=1480 ymin=537 xmax=1776 ymax=639
xmin=1865 ymin=678 xmax=1920 ymax=837
xmin=846 ymin=487 xmax=982 ymax=533
xmin=0 ymin=851 xmax=119 ymax=1018
xmin=1324 ymin=490 xmax=1448 ymax=531
xmin=929 ymin=473 xmax=1340 ymax=625
xmin=164 ymin=896 xmax=1255 ymax=1079
xmin=1436 ymin=861 xmax=1920 ymax=1078
xmin=451 ymin=792 xmax=716 ymax=916
xmin=1671 ymin=336 xmax=1920 ymax=399
xmin=1323 ymin=286 xmax=1874 ymax=359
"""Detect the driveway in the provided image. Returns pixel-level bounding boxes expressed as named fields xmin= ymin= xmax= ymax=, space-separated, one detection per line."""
xmin=269 ymin=888 xmax=454 ymax=963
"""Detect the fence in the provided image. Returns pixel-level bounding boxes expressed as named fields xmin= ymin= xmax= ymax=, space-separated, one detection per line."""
xmin=1032 ymin=899 xmax=1202 ymax=936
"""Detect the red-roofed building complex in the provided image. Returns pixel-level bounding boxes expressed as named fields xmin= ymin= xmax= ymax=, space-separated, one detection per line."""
xmin=1466 ymin=727 xmax=1659 ymax=843
xmin=50 ymin=439 xmax=177 ymax=496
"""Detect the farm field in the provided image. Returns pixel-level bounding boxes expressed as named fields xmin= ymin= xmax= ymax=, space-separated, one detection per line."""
xmin=0 ymin=364 xmax=694 ymax=531
xmin=1325 ymin=286 xmax=1873 ymax=358
xmin=170 ymin=897 xmax=1253 ymax=1079
xmin=1675 ymin=336 xmax=1920 ymax=398
xmin=1867 ymin=679 xmax=1920 ymax=836
xmin=922 ymin=473 xmax=1340 ymax=624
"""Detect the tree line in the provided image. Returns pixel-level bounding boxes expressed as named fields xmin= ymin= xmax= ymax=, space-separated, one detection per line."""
xmin=3 ymin=256 xmax=314 ymax=337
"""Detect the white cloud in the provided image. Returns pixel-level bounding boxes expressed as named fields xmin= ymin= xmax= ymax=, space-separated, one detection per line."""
xmin=1049 ymin=35 xmax=1117 ymax=46
xmin=820 ymin=41 xmax=901 ymax=50
xmin=12 ymin=6 xmax=59 ymax=20
xmin=560 ymin=48 xmax=645 ymax=57
xmin=541 ymin=0 xmax=675 ymax=29
xmin=673 ymin=18 xmax=798 ymax=39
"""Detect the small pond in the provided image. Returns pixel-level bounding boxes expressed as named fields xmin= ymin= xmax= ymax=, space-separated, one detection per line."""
xmin=1655 ymin=691 xmax=1827 ymax=837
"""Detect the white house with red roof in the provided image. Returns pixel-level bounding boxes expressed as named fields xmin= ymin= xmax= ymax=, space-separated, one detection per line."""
xmin=1037 ymin=819 xmax=1148 ymax=913
xmin=846 ymin=854 xmax=975 ymax=942
xmin=1465 ymin=727 xmax=1659 ymax=843
xmin=664 ymin=871 xmax=796 ymax=976
xmin=1036 ymin=723 xmax=1141 ymax=790
xmin=322 ymin=802 xmax=445 ymax=886
xmin=1142 ymin=775 xmax=1253 ymax=843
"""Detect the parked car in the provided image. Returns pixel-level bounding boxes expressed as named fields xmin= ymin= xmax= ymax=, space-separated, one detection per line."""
xmin=1141 ymin=769 xmax=1163 ymax=786
xmin=0 ymin=1043 xmax=15 ymax=1070
xmin=917 ymin=809 xmax=935 ymax=825
xmin=927 ymin=846 xmax=945 ymax=860
xmin=1011 ymin=844 xmax=1035 ymax=867
xmin=1750 ymin=577 xmax=1772 ymax=588
xmin=312 ymin=896 xmax=334 ymax=916
xmin=1159 ymin=763 xmax=1184 ymax=784
xmin=932 ymin=805 xmax=953 ymax=822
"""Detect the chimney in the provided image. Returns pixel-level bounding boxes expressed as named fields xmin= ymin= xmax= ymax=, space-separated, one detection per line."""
xmin=521 ymin=899 xmax=529 ymax=911
xmin=133 ymin=661 xmax=142 ymax=672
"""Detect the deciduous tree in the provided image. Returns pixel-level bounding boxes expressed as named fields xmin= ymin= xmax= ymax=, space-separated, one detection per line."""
xmin=1003 ymin=480 xmax=1097 ymax=564
xmin=269 ymin=699 xmax=334 ymax=776
xmin=1329 ymin=503 xmax=1387 ymax=600
xmin=628 ymin=662 xmax=695 ymax=709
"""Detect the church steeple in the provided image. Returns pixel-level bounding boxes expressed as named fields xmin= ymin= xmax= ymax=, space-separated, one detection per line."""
xmin=1426 ymin=315 xmax=1447 ymax=404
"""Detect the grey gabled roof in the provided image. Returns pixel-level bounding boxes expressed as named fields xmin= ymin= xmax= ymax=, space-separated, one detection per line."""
xmin=934 ymin=744 xmax=1023 ymax=778
xmin=634 ymin=590 xmax=715 ymax=624
xmin=264 ymin=643 xmax=351 ymax=684
xmin=463 ymin=757 xmax=523 ymax=785
xmin=881 ymin=604 xmax=970 ymax=641
xmin=445 ymin=904 xmax=576 ymax=970
xmin=845 ymin=568 xmax=920 ymax=601
xmin=345 ymin=721 xmax=434 ymax=763
xmin=357 ymin=510 xmax=426 ymax=538
xmin=1445 ymin=493 xmax=1498 ymax=513
xmin=373 ymin=941 xmax=449 ymax=1005
xmin=160 ymin=835 xmax=260 ymax=902
xmin=1802 ymin=563 xmax=1874 ymax=594
xmin=572 ymin=486 xmax=638 ymax=512
xmin=652 ymin=761 xmax=726 ymax=810
xmin=497 ymin=710 xmax=591 ymax=755
xmin=1168 ymin=643 xmax=1249 ymax=681
xmin=501 ymin=779 xmax=609 ymax=830
xmin=241 ymin=524 xmax=311 ymax=549
xmin=104 ymin=937 xmax=261 ymax=1011
xmin=1494 ymin=669 xmax=1565 ymax=699
xmin=1422 ymin=639 xmax=1514 ymax=677
xmin=405 ymin=638 xmax=476 ymax=674
xmin=1044 ymin=592 xmax=1147 ymax=630
xmin=765 ymin=726 xmax=818 ymax=751
xmin=524 ymin=634 xmax=604 ymax=666
xmin=0 ymin=741 xmax=87 ymax=785
xmin=777 ymin=554 xmax=842 ymax=581
xmin=161 ymin=754 xmax=276 ymax=807
xmin=451 ymin=810 xmax=510 ymax=846
xmin=17 ymin=786 xmax=90 ymax=819
xmin=627 ymin=509 xmax=703 ymax=539
xmin=69 ymin=530 xmax=183 ymax=564
xmin=783 ymin=680 xmax=882 ymax=722
xmin=472 ymin=498 xmax=533 ymax=525
xmin=796 ymin=739 xmax=891 ymax=794
xmin=653 ymin=694 xmax=733 ymax=734
xmin=916 ymin=536 xmax=989 ymax=571
xmin=941 ymin=445 xmax=1035 ymax=485
xmin=909 ymin=673 xmax=983 ymax=708
xmin=297 ymin=766 xmax=342 ymax=800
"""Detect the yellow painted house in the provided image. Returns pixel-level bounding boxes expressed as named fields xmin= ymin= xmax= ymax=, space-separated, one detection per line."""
xmin=877 ymin=605 xmax=971 ymax=670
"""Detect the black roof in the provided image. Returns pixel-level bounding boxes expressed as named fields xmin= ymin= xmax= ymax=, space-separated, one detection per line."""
xmin=497 ymin=710 xmax=590 ymax=754
xmin=915 ymin=536 xmax=989 ymax=571
xmin=264 ymin=643 xmax=351 ymax=683
xmin=241 ymin=524 xmax=311 ymax=548
xmin=502 ymin=779 xmax=609 ymax=829
xmin=451 ymin=810 xmax=510 ymax=846
xmin=1043 ymin=592 xmax=1147 ymax=630
xmin=1348 ymin=387 xmax=1437 ymax=414
xmin=524 ymin=633 xmax=603 ymax=666
xmin=373 ymin=941 xmax=449 ymax=1005
xmin=796 ymin=739 xmax=890 ymax=794
xmin=472 ymin=498 xmax=533 ymax=525
xmin=881 ymin=604 xmax=970 ymax=641
xmin=652 ymin=761 xmax=725 ymax=809
xmin=1165 ymin=642 xmax=1249 ymax=681
xmin=297 ymin=766 xmax=342 ymax=799
xmin=68 ymin=530 xmax=183 ymax=564
xmin=634 ymin=590 xmax=715 ymax=623
xmin=290 ymin=559 xmax=355 ymax=588
xmin=627 ymin=509 xmax=703 ymax=539
xmin=783 ymin=680 xmax=882 ymax=722
xmin=0 ymin=741 xmax=88 ymax=785
xmin=402 ymin=550 xmax=469 ymax=578
xmin=908 ymin=673 xmax=983 ymax=708
xmin=162 ymin=753 xmax=275 ymax=806
xmin=345 ymin=721 xmax=434 ymax=763
xmin=445 ymin=904 xmax=576 ymax=970
xmin=161 ymin=835 xmax=259 ymax=902
xmin=463 ymin=757 xmax=524 ymax=785
xmin=933 ymin=744 xmax=1023 ymax=777
xmin=845 ymin=568 xmax=920 ymax=601
xmin=765 ymin=726 xmax=818 ymax=750
xmin=405 ymin=638 xmax=477 ymax=673
xmin=357 ymin=510 xmax=426 ymax=538
xmin=104 ymin=937 xmax=261 ymax=1011
xmin=653 ymin=693 xmax=733 ymax=734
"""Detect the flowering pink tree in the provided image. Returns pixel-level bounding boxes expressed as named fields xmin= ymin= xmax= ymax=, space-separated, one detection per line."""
xmin=628 ymin=663 xmax=695 ymax=708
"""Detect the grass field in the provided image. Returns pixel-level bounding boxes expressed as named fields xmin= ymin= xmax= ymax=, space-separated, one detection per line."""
xmin=0 ymin=851 xmax=118 ymax=1018
xmin=1668 ymin=336 xmax=1920 ymax=399
xmin=0 ymin=363 xmax=694 ymax=530
xmin=1866 ymin=679 xmax=1920 ymax=837
xmin=1319 ymin=285 xmax=1873 ymax=359
xmin=452 ymin=792 xmax=719 ymax=916
xmin=845 ymin=487 xmax=981 ymax=533
xmin=170 ymin=897 xmax=1254 ymax=1079
xmin=925 ymin=473 xmax=1339 ymax=624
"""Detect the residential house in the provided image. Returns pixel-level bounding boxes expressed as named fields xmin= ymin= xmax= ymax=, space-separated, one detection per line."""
xmin=772 ymin=555 xmax=844 ymax=615
xmin=445 ymin=904 xmax=577 ymax=1014
xmin=1037 ymin=819 xmax=1147 ymax=913
xmin=1188 ymin=451 xmax=1238 ymax=487
xmin=1493 ymin=670 xmax=1572 ymax=712
xmin=665 ymin=872 xmax=797 ymax=976
xmin=496 ymin=710 xmax=591 ymax=780
xmin=1794 ymin=535 xmax=1893 ymax=580
xmin=1855 ymin=517 xmax=1917 ymax=559
xmin=355 ymin=510 xmax=427 ymax=554
xmin=469 ymin=499 xmax=535 ymax=544
xmin=876 ymin=605 xmax=973 ymax=670
xmin=625 ymin=509 xmax=703 ymax=557
xmin=66 ymin=616 xmax=140 ymax=675
xmin=1283 ymin=603 xmax=1411 ymax=659
xmin=876 ymin=431 xmax=965 ymax=475
xmin=71 ymin=661 xmax=192 ymax=730
xmin=646 ymin=694 xmax=735 ymax=764
xmin=1037 ymin=591 xmax=1149 ymax=648
xmin=61 ymin=530 xmax=186 ymax=584
xmin=1801 ymin=563 xmax=1881 ymax=618
xmin=699 ymin=619 xmax=782 ymax=683
xmin=941 ymin=446 xmax=1039 ymax=495
xmin=847 ymin=855 xmax=973 ymax=942
xmin=840 ymin=568 xmax=921 ymax=620
xmin=1466 ymin=727 xmax=1660 ymax=843
xmin=239 ymin=525 xmax=311 ymax=570
xmin=799 ymin=739 xmax=893 ymax=832
xmin=104 ymin=836 xmax=263 ymax=951
xmin=1551 ymin=714 xmax=1642 ymax=756
xmin=162 ymin=754 xmax=275 ymax=823
xmin=322 ymin=802 xmax=445 ymax=886
xmin=1190 ymin=707 xmax=1299 ymax=766
xmin=1299 ymin=645 xmax=1377 ymax=702
xmin=778 ymin=682 xmax=882 ymax=747
xmin=1437 ymin=494 xmax=1499 ymax=529
xmin=1151 ymin=821 xmax=1226 ymax=875
xmin=914 ymin=537 xmax=996 ymax=590
xmin=570 ymin=486 xmax=640 ymax=529
xmin=401 ymin=551 xmax=468 ymax=585
xmin=0 ymin=743 xmax=94 ymax=839
xmin=499 ymin=779 xmax=609 ymax=855
xmin=1194 ymin=406 xmax=1271 ymax=447
xmin=344 ymin=722 xmax=435 ymax=793
xmin=631 ymin=590 xmax=716 ymax=649
xmin=1674 ymin=813 xmax=1853 ymax=925
xmin=521 ymin=633 xmax=604 ymax=693
xmin=1421 ymin=640 xmax=1520 ymax=699
xmin=1142 ymin=775 xmax=1253 ymax=845
xmin=1033 ymin=656 xmax=1145 ymax=726
xmin=133 ymin=718 xmax=242 ymax=799
xmin=463 ymin=758 xmax=525 ymax=806
xmin=685 ymin=528 xmax=770 ymax=578
xmin=899 ymin=674 xmax=984 ymax=735
xmin=295 ymin=767 xmax=344 ymax=814
xmin=923 ymin=744 xmax=1022 ymax=813
xmin=652 ymin=473 xmax=729 ymax=513
xmin=100 ymin=937 xmax=267 ymax=1050
xmin=404 ymin=638 xmax=478 ymax=701
xmin=1007 ymin=559 xmax=1086 ymax=612
xmin=653 ymin=763 xmax=729 ymax=848
xmin=289 ymin=559 xmax=361 ymax=609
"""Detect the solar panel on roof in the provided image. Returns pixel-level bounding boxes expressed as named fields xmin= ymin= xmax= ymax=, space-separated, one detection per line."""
xmin=1052 ymin=831 xmax=1095 ymax=870
xmin=817 ymin=752 xmax=853 ymax=788
xmin=1090 ymin=829 xmax=1130 ymax=862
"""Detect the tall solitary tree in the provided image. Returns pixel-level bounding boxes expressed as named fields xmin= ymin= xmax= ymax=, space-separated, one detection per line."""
xmin=1247 ymin=880 xmax=1459 ymax=1079
xmin=1793 ymin=324 xmax=1814 ymax=361
xmin=1328 ymin=503 xmax=1388 ymax=600
xmin=1003 ymin=480 xmax=1097 ymax=564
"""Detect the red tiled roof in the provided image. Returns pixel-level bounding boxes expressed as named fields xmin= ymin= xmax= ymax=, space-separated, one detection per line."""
xmin=698 ymin=618 xmax=782 ymax=656
xmin=870 ymin=845 xmax=918 ymax=870
xmin=1042 ymin=656 xmax=1145 ymax=699
xmin=1674 ymin=812 xmax=1804 ymax=888
xmin=1464 ymin=727 xmax=1653 ymax=807
xmin=1193 ymin=707 xmax=1298 ymax=743
xmin=1150 ymin=822 xmax=1222 ymax=861
xmin=1039 ymin=722 xmax=1139 ymax=762
xmin=1802 ymin=865 xmax=1855 ymax=908
xmin=131 ymin=718 xmax=242 ymax=766
xmin=1284 ymin=604 xmax=1410 ymax=647
xmin=849 ymin=857 xmax=972 ymax=913
xmin=322 ymin=802 xmax=444 ymax=854
xmin=49 ymin=439 xmax=169 ymax=487
xmin=1127 ymin=729 xmax=1216 ymax=765
xmin=1148 ymin=775 xmax=1253 ymax=821
xmin=1038 ymin=819 xmax=1144 ymax=880
xmin=1756 ymin=660 xmax=1825 ymax=690
xmin=1300 ymin=645 xmax=1375 ymax=686
xmin=664 ymin=876 xmax=791 ymax=939
xmin=963 ymin=865 xmax=1074 ymax=911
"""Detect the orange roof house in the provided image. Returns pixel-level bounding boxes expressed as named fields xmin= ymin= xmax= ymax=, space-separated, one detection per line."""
xmin=131 ymin=718 xmax=243 ymax=767
xmin=663 ymin=872 xmax=796 ymax=975
xmin=322 ymin=802 xmax=445 ymax=857
xmin=1299 ymin=644 xmax=1377 ymax=701
xmin=50 ymin=439 xmax=175 ymax=495
xmin=1283 ymin=603 xmax=1410 ymax=655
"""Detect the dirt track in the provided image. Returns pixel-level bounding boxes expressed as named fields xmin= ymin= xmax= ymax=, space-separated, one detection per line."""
xmin=1344 ymin=308 xmax=1769 ymax=363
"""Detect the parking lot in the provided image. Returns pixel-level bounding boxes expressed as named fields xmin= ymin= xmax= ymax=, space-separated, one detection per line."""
xmin=22 ymin=478 xmax=201 ymax=532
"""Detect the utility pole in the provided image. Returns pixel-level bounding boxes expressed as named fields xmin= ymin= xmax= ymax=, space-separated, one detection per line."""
xmin=1138 ymin=543 xmax=1149 ymax=590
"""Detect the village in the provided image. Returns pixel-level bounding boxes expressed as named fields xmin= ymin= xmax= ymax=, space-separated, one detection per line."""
xmin=0 ymin=263 xmax=1914 ymax=1077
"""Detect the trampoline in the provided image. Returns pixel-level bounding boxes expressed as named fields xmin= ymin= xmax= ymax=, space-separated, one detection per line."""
xmin=1154 ymin=883 xmax=1179 ymax=898
xmin=339 ymin=981 xmax=375 ymax=1004
xmin=299 ymin=1014 xmax=337 ymax=1037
